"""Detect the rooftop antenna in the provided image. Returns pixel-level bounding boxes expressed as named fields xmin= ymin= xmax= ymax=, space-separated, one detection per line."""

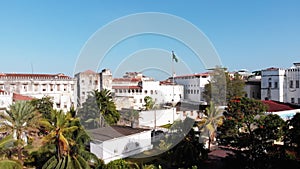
xmin=31 ymin=62 xmax=34 ymax=74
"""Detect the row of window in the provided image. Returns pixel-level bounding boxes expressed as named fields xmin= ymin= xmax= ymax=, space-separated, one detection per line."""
xmin=183 ymin=84 xmax=200 ymax=87
xmin=114 ymin=89 xmax=158 ymax=95
xmin=0 ymin=84 xmax=74 ymax=92
xmin=185 ymin=89 xmax=200 ymax=95
xmin=81 ymin=79 xmax=98 ymax=85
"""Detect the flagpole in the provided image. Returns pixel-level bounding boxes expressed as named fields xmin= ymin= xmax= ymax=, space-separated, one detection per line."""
xmin=172 ymin=51 xmax=175 ymax=123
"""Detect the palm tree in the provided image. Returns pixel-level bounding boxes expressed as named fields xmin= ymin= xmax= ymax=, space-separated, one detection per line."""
xmin=144 ymin=96 xmax=154 ymax=110
xmin=41 ymin=110 xmax=102 ymax=169
xmin=0 ymin=134 xmax=22 ymax=169
xmin=94 ymin=89 xmax=120 ymax=127
xmin=198 ymin=101 xmax=224 ymax=150
xmin=0 ymin=101 xmax=40 ymax=163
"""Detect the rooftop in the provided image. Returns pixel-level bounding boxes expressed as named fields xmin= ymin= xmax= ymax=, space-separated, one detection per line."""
xmin=0 ymin=73 xmax=72 ymax=80
xmin=13 ymin=93 xmax=34 ymax=101
xmin=88 ymin=126 xmax=150 ymax=142
xmin=262 ymin=100 xmax=300 ymax=112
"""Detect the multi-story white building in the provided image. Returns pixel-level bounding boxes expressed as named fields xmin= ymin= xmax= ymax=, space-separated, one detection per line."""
xmin=261 ymin=63 xmax=300 ymax=105
xmin=173 ymin=73 xmax=210 ymax=103
xmin=112 ymin=72 xmax=183 ymax=110
xmin=75 ymin=69 xmax=113 ymax=106
xmin=0 ymin=73 xmax=76 ymax=112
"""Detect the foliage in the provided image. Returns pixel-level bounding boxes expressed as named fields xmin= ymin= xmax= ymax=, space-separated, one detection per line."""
xmin=39 ymin=109 xmax=102 ymax=169
xmin=0 ymin=134 xmax=22 ymax=169
xmin=286 ymin=113 xmax=300 ymax=153
xmin=149 ymin=118 xmax=207 ymax=168
xmin=123 ymin=110 xmax=140 ymax=127
xmin=218 ymin=97 xmax=287 ymax=166
xmin=144 ymin=96 xmax=155 ymax=110
xmin=198 ymin=101 xmax=224 ymax=150
xmin=0 ymin=101 xmax=41 ymax=163
xmin=203 ymin=67 xmax=227 ymax=106
xmin=77 ymin=89 xmax=120 ymax=129
xmin=105 ymin=159 xmax=134 ymax=169
xmin=30 ymin=96 xmax=54 ymax=120
xmin=203 ymin=67 xmax=245 ymax=106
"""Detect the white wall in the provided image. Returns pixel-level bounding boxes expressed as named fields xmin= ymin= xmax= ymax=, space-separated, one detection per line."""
xmin=139 ymin=108 xmax=203 ymax=128
xmin=90 ymin=130 xmax=152 ymax=164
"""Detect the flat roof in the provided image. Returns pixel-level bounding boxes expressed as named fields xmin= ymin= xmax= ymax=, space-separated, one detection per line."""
xmin=88 ymin=126 xmax=150 ymax=142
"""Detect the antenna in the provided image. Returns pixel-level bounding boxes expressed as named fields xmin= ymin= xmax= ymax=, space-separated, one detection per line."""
xmin=31 ymin=62 xmax=34 ymax=74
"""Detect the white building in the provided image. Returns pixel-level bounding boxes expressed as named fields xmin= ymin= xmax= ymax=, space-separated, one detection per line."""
xmin=173 ymin=73 xmax=210 ymax=103
xmin=0 ymin=89 xmax=12 ymax=112
xmin=89 ymin=126 xmax=152 ymax=164
xmin=0 ymin=73 xmax=76 ymax=112
xmin=261 ymin=67 xmax=286 ymax=102
xmin=112 ymin=72 xmax=183 ymax=110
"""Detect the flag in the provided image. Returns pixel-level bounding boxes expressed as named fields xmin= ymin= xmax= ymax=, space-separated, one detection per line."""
xmin=172 ymin=51 xmax=178 ymax=62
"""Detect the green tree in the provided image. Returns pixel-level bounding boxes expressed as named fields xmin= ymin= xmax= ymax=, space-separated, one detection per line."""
xmin=77 ymin=89 xmax=120 ymax=128
xmin=0 ymin=101 xmax=41 ymax=163
xmin=30 ymin=96 xmax=54 ymax=120
xmin=227 ymin=73 xmax=245 ymax=101
xmin=198 ymin=101 xmax=224 ymax=150
xmin=40 ymin=110 xmax=101 ymax=169
xmin=123 ymin=110 xmax=140 ymax=128
xmin=144 ymin=96 xmax=154 ymax=110
xmin=218 ymin=98 xmax=285 ymax=164
xmin=203 ymin=67 xmax=245 ymax=106
xmin=0 ymin=134 xmax=22 ymax=169
xmin=286 ymin=113 xmax=300 ymax=153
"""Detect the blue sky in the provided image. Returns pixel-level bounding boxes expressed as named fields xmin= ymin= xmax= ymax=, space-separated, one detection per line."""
xmin=0 ymin=0 xmax=299 ymax=79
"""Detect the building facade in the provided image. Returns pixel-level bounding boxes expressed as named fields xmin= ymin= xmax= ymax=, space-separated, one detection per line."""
xmin=0 ymin=73 xmax=76 ymax=112
xmin=173 ymin=73 xmax=210 ymax=103
xmin=112 ymin=72 xmax=184 ymax=110
xmin=75 ymin=69 xmax=113 ymax=106
xmin=261 ymin=63 xmax=300 ymax=105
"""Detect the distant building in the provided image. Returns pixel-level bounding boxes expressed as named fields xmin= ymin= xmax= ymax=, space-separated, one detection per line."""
xmin=75 ymin=69 xmax=113 ymax=106
xmin=112 ymin=72 xmax=183 ymax=110
xmin=0 ymin=73 xmax=76 ymax=112
xmin=173 ymin=73 xmax=210 ymax=104
xmin=244 ymin=74 xmax=261 ymax=100
xmin=75 ymin=70 xmax=100 ymax=106
xmin=261 ymin=67 xmax=285 ymax=102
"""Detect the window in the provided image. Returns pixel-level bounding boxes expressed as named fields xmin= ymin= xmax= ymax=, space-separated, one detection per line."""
xmin=144 ymin=90 xmax=147 ymax=94
xmin=298 ymin=98 xmax=300 ymax=104
xmin=57 ymin=84 xmax=60 ymax=91
xmin=56 ymin=103 xmax=61 ymax=108
xmin=94 ymin=80 xmax=98 ymax=85
xmin=81 ymin=80 xmax=84 ymax=83
xmin=34 ymin=84 xmax=39 ymax=92
xmin=268 ymin=82 xmax=272 ymax=88
xmin=296 ymin=80 xmax=299 ymax=88
xmin=50 ymin=84 xmax=54 ymax=91
xmin=140 ymin=99 xmax=143 ymax=103
xmin=150 ymin=90 xmax=153 ymax=94
xmin=42 ymin=84 xmax=47 ymax=92
xmin=290 ymin=80 xmax=294 ymax=88
xmin=274 ymin=82 xmax=278 ymax=89
xmin=291 ymin=98 xmax=295 ymax=103
xmin=64 ymin=84 xmax=67 ymax=91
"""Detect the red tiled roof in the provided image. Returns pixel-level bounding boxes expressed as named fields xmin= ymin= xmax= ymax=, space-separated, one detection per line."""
xmin=112 ymin=86 xmax=141 ymax=89
xmin=13 ymin=93 xmax=34 ymax=101
xmin=83 ymin=70 xmax=97 ymax=74
xmin=262 ymin=100 xmax=294 ymax=112
xmin=0 ymin=73 xmax=71 ymax=79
